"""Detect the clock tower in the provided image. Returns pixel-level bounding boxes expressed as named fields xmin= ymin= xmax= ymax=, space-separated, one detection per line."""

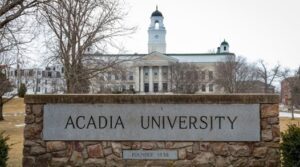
xmin=148 ymin=6 xmax=166 ymax=53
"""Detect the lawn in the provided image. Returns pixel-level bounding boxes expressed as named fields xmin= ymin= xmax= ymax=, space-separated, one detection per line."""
xmin=0 ymin=98 xmax=25 ymax=167
xmin=0 ymin=98 xmax=299 ymax=166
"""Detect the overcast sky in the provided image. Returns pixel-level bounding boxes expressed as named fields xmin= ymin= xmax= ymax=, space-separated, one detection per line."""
xmin=121 ymin=0 xmax=300 ymax=70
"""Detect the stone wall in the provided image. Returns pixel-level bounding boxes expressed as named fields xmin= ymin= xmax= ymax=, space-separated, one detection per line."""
xmin=23 ymin=94 xmax=280 ymax=167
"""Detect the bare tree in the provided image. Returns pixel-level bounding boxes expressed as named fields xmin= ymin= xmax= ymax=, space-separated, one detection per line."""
xmin=0 ymin=0 xmax=48 ymax=56
xmin=256 ymin=60 xmax=282 ymax=93
xmin=0 ymin=0 xmax=48 ymax=120
xmin=215 ymin=56 xmax=258 ymax=93
xmin=0 ymin=66 xmax=13 ymax=120
xmin=170 ymin=62 xmax=203 ymax=94
xmin=39 ymin=0 xmax=135 ymax=93
xmin=0 ymin=0 xmax=48 ymax=29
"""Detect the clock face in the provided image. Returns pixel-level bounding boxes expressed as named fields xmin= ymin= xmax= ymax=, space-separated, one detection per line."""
xmin=154 ymin=35 xmax=159 ymax=39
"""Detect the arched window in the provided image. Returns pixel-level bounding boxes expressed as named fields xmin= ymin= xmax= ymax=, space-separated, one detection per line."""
xmin=155 ymin=20 xmax=159 ymax=29
xmin=224 ymin=46 xmax=227 ymax=51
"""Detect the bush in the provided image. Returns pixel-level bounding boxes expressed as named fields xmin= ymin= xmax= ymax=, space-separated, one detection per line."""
xmin=281 ymin=124 xmax=300 ymax=167
xmin=18 ymin=83 xmax=27 ymax=98
xmin=0 ymin=131 xmax=9 ymax=167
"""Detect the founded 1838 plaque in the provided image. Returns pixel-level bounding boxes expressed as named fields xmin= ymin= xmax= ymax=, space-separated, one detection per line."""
xmin=43 ymin=104 xmax=260 ymax=141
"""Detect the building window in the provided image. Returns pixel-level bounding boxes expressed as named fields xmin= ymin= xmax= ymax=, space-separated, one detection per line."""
xmin=37 ymin=87 xmax=40 ymax=92
xmin=201 ymin=71 xmax=205 ymax=80
xmin=144 ymin=83 xmax=149 ymax=92
xmin=107 ymin=72 xmax=111 ymax=81
xmin=201 ymin=85 xmax=206 ymax=92
xmin=37 ymin=79 xmax=41 ymax=84
xmin=122 ymin=72 xmax=126 ymax=81
xmin=122 ymin=85 xmax=126 ymax=92
xmin=45 ymin=80 xmax=47 ymax=85
xmin=61 ymin=67 xmax=64 ymax=73
xmin=56 ymin=72 xmax=61 ymax=78
xmin=29 ymin=70 xmax=34 ymax=76
xmin=209 ymin=84 xmax=214 ymax=92
xmin=21 ymin=70 xmax=24 ymax=76
xmin=114 ymin=74 xmax=119 ymax=80
xmin=144 ymin=67 xmax=149 ymax=77
xmin=163 ymin=83 xmax=168 ymax=92
xmin=209 ymin=71 xmax=213 ymax=80
xmin=153 ymin=83 xmax=158 ymax=92
xmin=129 ymin=85 xmax=134 ymax=91
xmin=48 ymin=72 xmax=52 ymax=78
xmin=129 ymin=72 xmax=134 ymax=80
xmin=155 ymin=21 xmax=159 ymax=30
xmin=224 ymin=46 xmax=227 ymax=51
xmin=45 ymin=88 xmax=47 ymax=93
xmin=163 ymin=66 xmax=168 ymax=76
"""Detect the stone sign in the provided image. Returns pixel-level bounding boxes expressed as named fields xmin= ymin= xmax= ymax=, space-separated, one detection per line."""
xmin=123 ymin=150 xmax=178 ymax=160
xmin=43 ymin=103 xmax=260 ymax=141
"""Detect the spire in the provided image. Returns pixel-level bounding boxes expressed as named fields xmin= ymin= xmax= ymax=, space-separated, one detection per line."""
xmin=156 ymin=5 xmax=158 ymax=11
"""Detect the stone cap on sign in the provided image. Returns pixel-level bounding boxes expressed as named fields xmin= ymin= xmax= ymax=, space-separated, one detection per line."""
xmin=24 ymin=94 xmax=279 ymax=104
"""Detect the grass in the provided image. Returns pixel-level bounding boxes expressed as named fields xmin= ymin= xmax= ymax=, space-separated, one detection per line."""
xmin=280 ymin=117 xmax=300 ymax=132
xmin=0 ymin=98 xmax=299 ymax=166
xmin=0 ymin=98 xmax=25 ymax=167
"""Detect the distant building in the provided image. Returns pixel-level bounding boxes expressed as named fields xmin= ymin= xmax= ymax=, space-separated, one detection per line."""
xmin=7 ymin=7 xmax=237 ymax=94
xmin=7 ymin=65 xmax=65 ymax=94
xmin=281 ymin=77 xmax=300 ymax=107
xmin=89 ymin=7 xmax=235 ymax=94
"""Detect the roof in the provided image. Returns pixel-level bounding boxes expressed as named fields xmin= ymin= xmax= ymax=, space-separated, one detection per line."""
xmin=151 ymin=6 xmax=163 ymax=17
xmin=221 ymin=40 xmax=229 ymax=46
xmin=88 ymin=52 xmax=235 ymax=63
xmin=88 ymin=52 xmax=235 ymax=57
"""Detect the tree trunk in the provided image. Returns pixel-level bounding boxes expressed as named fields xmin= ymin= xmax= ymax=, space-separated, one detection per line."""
xmin=0 ymin=97 xmax=4 ymax=121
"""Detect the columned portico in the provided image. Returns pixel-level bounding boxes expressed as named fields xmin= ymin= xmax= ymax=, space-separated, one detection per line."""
xmin=134 ymin=51 xmax=178 ymax=94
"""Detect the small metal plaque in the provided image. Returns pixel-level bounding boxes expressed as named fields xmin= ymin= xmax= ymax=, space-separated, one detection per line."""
xmin=123 ymin=150 xmax=177 ymax=160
